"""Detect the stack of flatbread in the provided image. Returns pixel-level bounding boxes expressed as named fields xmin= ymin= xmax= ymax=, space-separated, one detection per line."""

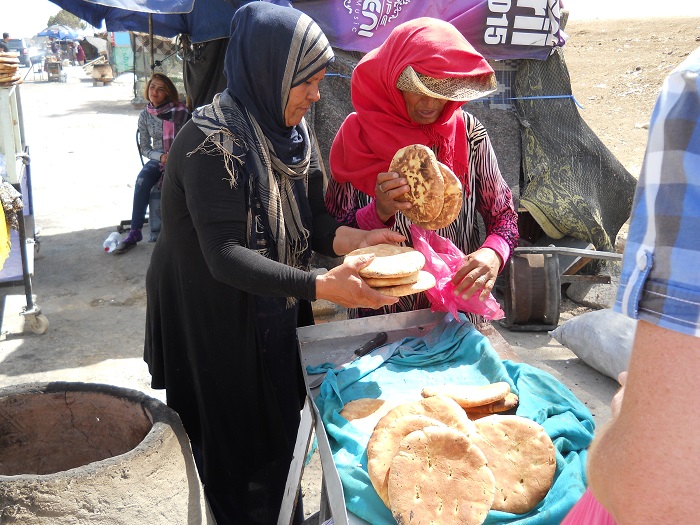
xmin=352 ymin=383 xmax=555 ymax=524
xmin=390 ymin=144 xmax=463 ymax=230
xmin=0 ymin=53 xmax=22 ymax=87
xmin=344 ymin=243 xmax=436 ymax=297
xmin=422 ymin=381 xmax=520 ymax=419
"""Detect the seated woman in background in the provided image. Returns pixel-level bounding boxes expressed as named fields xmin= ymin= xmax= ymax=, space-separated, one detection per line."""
xmin=325 ymin=17 xmax=519 ymax=324
xmin=114 ymin=73 xmax=190 ymax=254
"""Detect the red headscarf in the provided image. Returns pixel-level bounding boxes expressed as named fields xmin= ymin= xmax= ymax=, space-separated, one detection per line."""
xmin=330 ymin=17 xmax=494 ymax=196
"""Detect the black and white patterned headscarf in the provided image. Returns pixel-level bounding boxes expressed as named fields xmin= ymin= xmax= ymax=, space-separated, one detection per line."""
xmin=191 ymin=2 xmax=333 ymax=270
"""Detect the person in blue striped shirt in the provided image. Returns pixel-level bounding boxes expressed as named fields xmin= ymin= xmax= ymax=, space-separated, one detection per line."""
xmin=585 ymin=46 xmax=700 ymax=524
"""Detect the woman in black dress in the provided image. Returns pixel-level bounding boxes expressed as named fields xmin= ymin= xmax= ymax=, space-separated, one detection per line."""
xmin=143 ymin=3 xmax=403 ymax=524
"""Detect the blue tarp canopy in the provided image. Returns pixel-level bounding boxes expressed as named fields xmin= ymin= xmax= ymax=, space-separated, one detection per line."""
xmin=38 ymin=24 xmax=80 ymax=40
xmin=50 ymin=0 xmax=565 ymax=59
xmin=49 ymin=0 xmax=238 ymax=43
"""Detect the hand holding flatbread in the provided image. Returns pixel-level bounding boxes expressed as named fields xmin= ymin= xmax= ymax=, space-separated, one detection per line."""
xmin=389 ymin=145 xmax=463 ymax=229
xmin=390 ymin=144 xmax=445 ymax=223
xmin=344 ymin=244 xmax=436 ymax=297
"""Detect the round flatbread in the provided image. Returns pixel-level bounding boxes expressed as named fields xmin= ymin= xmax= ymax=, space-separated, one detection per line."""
xmin=340 ymin=398 xmax=400 ymax=435
xmin=390 ymin=144 xmax=445 ymax=223
xmin=414 ymin=162 xmax=463 ymax=230
xmin=467 ymin=393 xmax=520 ymax=415
xmin=0 ymin=57 xmax=20 ymax=65
xmin=363 ymin=270 xmax=419 ymax=288
xmin=345 ymin=244 xmax=425 ymax=279
xmin=388 ymin=426 xmax=495 ymax=525
xmin=340 ymin=398 xmax=387 ymax=421
xmin=372 ymin=395 xmax=481 ymax=446
xmin=374 ymin=270 xmax=436 ymax=297
xmin=367 ymin=414 xmax=446 ymax=506
xmin=421 ymin=382 xmax=511 ymax=408
xmin=0 ymin=74 xmax=21 ymax=84
xmin=474 ymin=415 xmax=556 ymax=514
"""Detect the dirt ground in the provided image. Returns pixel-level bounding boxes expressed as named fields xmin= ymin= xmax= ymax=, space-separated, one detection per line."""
xmin=563 ymin=16 xmax=700 ymax=178
xmin=1 ymin=14 xmax=697 ymax=522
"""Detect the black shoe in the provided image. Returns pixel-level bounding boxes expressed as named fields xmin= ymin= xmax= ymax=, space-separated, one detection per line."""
xmin=112 ymin=241 xmax=137 ymax=255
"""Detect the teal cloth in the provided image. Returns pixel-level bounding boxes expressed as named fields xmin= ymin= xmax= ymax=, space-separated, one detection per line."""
xmin=313 ymin=312 xmax=595 ymax=525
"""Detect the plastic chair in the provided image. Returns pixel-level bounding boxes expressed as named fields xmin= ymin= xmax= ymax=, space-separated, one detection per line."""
xmin=116 ymin=129 xmax=160 ymax=235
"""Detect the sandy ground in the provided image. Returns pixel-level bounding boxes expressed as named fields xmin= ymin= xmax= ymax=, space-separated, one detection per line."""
xmin=1 ymin=14 xmax=697 ymax=520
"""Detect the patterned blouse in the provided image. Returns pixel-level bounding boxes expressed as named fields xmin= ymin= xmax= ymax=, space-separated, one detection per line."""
xmin=325 ymin=110 xmax=519 ymax=319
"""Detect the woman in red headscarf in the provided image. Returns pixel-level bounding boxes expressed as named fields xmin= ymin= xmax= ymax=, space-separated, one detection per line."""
xmin=326 ymin=17 xmax=519 ymax=322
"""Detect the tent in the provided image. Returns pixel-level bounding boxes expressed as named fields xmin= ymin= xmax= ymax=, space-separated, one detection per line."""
xmin=49 ymin=0 xmax=566 ymax=59
xmin=38 ymin=24 xmax=79 ymax=40
xmin=50 ymin=0 xmax=568 ymax=107
xmin=49 ymin=0 xmax=237 ymax=43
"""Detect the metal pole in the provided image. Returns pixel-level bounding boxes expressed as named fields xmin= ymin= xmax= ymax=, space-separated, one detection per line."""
xmin=148 ymin=13 xmax=154 ymax=71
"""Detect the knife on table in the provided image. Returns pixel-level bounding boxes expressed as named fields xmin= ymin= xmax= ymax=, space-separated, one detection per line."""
xmin=308 ymin=331 xmax=388 ymax=389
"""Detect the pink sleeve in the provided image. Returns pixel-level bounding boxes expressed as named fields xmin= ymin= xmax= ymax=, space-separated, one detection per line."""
xmin=482 ymin=234 xmax=512 ymax=273
xmin=356 ymin=201 xmax=396 ymax=231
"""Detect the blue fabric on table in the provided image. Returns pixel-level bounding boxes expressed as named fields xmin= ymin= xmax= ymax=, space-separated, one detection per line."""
xmin=312 ymin=312 xmax=595 ymax=525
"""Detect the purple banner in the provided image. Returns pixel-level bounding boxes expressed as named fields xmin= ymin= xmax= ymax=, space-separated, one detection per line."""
xmin=287 ymin=0 xmax=566 ymax=60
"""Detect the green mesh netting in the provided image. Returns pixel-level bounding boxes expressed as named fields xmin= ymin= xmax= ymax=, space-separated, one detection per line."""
xmin=514 ymin=48 xmax=637 ymax=253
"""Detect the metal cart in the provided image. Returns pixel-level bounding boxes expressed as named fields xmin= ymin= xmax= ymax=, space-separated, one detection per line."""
xmin=0 ymin=85 xmax=48 ymax=335
xmin=283 ymin=309 xmax=518 ymax=524
xmin=45 ymin=59 xmax=66 ymax=83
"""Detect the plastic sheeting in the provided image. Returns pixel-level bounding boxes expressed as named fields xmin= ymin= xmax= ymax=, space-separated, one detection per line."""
xmin=515 ymin=48 xmax=637 ymax=253
xmin=50 ymin=0 xmax=567 ymax=58
xmin=49 ymin=0 xmax=237 ymax=43
xmin=288 ymin=0 xmax=567 ymax=61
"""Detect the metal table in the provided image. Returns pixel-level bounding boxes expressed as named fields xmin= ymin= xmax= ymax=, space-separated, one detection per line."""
xmin=280 ymin=309 xmax=518 ymax=525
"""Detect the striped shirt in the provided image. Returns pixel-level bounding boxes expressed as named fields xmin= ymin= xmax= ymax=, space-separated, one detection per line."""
xmin=325 ymin=110 xmax=518 ymax=319
xmin=615 ymin=47 xmax=700 ymax=337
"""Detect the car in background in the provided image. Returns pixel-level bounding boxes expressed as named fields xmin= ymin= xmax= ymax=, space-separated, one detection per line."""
xmin=7 ymin=38 xmax=30 ymax=67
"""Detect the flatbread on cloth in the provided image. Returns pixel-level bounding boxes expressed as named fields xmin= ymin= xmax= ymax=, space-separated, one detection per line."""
xmin=340 ymin=398 xmax=399 ymax=435
xmin=388 ymin=426 xmax=495 ymax=525
xmin=367 ymin=413 xmax=446 ymax=507
xmin=466 ymin=392 xmax=520 ymax=415
xmin=475 ymin=415 xmax=557 ymax=514
xmin=421 ymin=381 xmax=511 ymax=408
xmin=312 ymin=312 xmax=595 ymax=525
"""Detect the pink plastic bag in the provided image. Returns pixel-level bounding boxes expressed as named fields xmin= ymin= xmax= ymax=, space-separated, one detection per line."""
xmin=410 ymin=225 xmax=505 ymax=321
xmin=561 ymin=489 xmax=617 ymax=525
